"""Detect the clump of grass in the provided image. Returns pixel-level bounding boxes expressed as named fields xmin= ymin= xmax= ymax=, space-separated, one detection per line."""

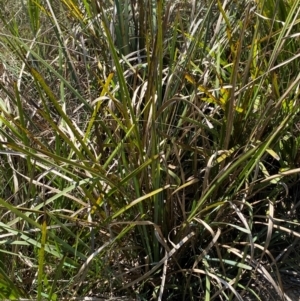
xmin=0 ymin=0 xmax=300 ymax=300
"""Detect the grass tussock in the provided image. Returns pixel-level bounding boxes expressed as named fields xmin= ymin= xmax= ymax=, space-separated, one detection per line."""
xmin=0 ymin=0 xmax=300 ymax=300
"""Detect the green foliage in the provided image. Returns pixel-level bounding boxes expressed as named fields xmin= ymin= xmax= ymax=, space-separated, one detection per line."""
xmin=0 ymin=0 xmax=300 ymax=300
xmin=0 ymin=261 xmax=27 ymax=299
